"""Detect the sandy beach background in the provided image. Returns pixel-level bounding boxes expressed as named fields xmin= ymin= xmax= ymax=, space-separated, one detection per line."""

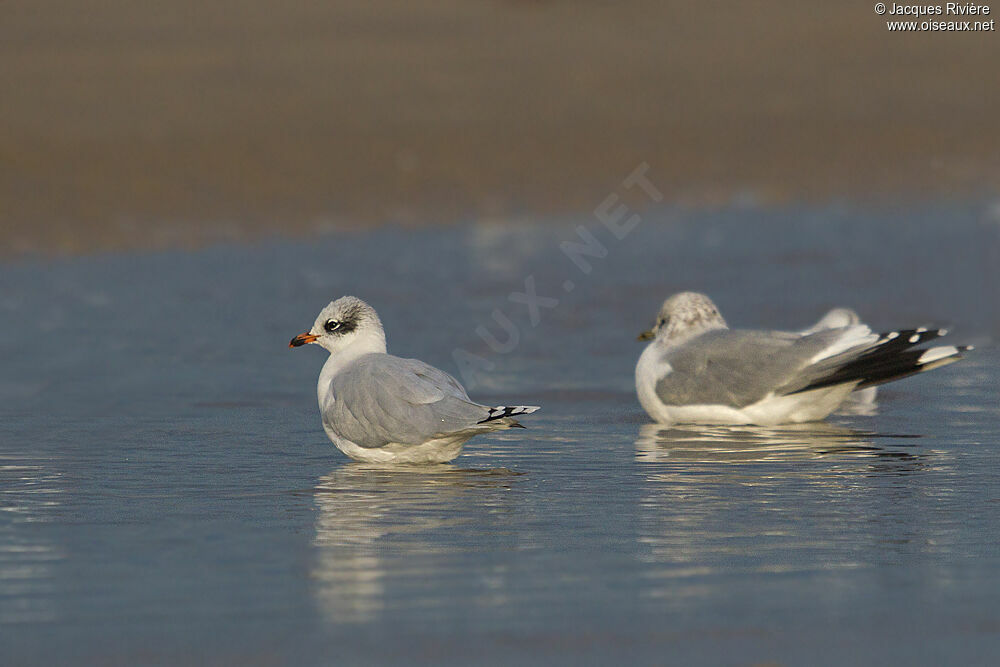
xmin=3 ymin=0 xmax=998 ymax=254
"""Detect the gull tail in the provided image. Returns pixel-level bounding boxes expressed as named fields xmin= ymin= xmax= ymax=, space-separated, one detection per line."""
xmin=789 ymin=327 xmax=972 ymax=395
xmin=478 ymin=405 xmax=541 ymax=427
xmin=853 ymin=343 xmax=972 ymax=388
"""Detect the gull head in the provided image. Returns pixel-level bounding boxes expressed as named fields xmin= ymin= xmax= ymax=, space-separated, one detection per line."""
xmin=638 ymin=291 xmax=728 ymax=344
xmin=289 ymin=296 xmax=386 ymax=354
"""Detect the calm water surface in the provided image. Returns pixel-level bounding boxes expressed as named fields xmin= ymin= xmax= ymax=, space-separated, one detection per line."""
xmin=1 ymin=204 xmax=999 ymax=665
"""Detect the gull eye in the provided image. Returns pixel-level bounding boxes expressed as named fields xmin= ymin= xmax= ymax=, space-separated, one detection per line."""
xmin=657 ymin=317 xmax=666 ymax=327
xmin=324 ymin=319 xmax=342 ymax=333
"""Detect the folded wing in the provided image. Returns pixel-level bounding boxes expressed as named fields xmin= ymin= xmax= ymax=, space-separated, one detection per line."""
xmin=655 ymin=325 xmax=968 ymax=409
xmin=325 ymin=355 xmax=487 ymax=449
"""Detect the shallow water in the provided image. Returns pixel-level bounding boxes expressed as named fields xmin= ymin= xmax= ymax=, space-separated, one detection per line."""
xmin=2 ymin=203 xmax=999 ymax=665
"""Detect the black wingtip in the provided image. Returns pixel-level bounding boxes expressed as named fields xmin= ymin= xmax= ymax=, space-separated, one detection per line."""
xmin=789 ymin=336 xmax=971 ymax=395
xmin=478 ymin=405 xmax=540 ymax=424
xmin=875 ymin=328 xmax=946 ymax=348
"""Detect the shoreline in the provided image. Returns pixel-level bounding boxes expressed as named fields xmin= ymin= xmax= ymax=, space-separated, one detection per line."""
xmin=5 ymin=193 xmax=997 ymax=262
xmin=3 ymin=1 xmax=998 ymax=255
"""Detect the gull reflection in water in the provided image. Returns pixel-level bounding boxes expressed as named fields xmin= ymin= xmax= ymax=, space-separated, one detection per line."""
xmin=312 ymin=463 xmax=520 ymax=625
xmin=634 ymin=422 xmax=913 ymax=464
xmin=0 ymin=459 xmax=65 ymax=624
xmin=633 ymin=422 xmax=928 ymax=596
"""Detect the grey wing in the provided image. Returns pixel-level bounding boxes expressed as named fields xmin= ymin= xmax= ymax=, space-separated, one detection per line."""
xmin=655 ymin=328 xmax=870 ymax=408
xmin=325 ymin=355 xmax=487 ymax=449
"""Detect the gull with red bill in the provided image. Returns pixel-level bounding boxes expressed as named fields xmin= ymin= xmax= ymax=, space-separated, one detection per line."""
xmin=290 ymin=296 xmax=539 ymax=463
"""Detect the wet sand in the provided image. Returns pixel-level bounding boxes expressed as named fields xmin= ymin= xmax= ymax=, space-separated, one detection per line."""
xmin=3 ymin=1 xmax=998 ymax=254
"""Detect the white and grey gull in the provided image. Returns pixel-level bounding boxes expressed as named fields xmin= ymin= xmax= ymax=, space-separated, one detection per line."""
xmin=636 ymin=292 xmax=971 ymax=425
xmin=801 ymin=306 xmax=878 ymax=409
xmin=290 ymin=296 xmax=539 ymax=463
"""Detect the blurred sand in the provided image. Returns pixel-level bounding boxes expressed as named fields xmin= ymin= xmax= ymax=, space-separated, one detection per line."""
xmin=2 ymin=0 xmax=998 ymax=254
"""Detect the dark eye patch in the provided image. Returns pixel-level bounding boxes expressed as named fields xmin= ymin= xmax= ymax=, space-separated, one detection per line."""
xmin=324 ymin=316 xmax=359 ymax=335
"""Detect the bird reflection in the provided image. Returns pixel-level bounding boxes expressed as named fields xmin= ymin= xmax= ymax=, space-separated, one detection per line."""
xmin=635 ymin=422 xmax=909 ymax=464
xmin=311 ymin=463 xmax=520 ymax=624
xmin=633 ymin=422 xmax=930 ymax=597
xmin=0 ymin=461 xmax=64 ymax=624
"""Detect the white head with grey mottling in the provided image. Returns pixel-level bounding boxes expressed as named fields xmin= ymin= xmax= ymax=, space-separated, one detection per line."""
xmin=638 ymin=291 xmax=728 ymax=345
xmin=289 ymin=296 xmax=387 ymax=355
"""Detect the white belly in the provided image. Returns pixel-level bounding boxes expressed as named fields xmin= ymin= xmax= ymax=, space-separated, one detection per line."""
xmin=642 ymin=385 xmax=856 ymax=426
xmin=323 ymin=423 xmax=470 ymax=464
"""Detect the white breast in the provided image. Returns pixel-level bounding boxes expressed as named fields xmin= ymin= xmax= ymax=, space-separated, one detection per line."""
xmin=635 ymin=343 xmax=672 ymax=421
